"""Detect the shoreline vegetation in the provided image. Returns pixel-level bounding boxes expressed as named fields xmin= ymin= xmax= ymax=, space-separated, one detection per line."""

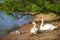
xmin=0 ymin=0 xmax=60 ymax=16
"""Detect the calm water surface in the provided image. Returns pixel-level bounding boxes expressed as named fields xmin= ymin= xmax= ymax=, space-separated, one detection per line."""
xmin=0 ymin=11 xmax=34 ymax=37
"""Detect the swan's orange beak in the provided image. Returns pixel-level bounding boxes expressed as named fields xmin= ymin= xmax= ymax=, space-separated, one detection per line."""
xmin=40 ymin=17 xmax=41 ymax=18
xmin=40 ymin=16 xmax=43 ymax=19
xmin=40 ymin=17 xmax=42 ymax=19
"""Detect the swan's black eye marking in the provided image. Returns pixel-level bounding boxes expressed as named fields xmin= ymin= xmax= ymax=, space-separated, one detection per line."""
xmin=40 ymin=17 xmax=41 ymax=18
xmin=40 ymin=16 xmax=43 ymax=19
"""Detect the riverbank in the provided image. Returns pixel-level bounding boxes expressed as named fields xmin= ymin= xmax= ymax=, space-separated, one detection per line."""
xmin=0 ymin=13 xmax=60 ymax=40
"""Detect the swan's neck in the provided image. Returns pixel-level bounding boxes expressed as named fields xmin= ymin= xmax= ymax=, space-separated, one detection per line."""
xmin=40 ymin=18 xmax=44 ymax=28
xmin=33 ymin=23 xmax=36 ymax=28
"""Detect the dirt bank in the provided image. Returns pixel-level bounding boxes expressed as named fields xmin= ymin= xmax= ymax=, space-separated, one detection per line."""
xmin=0 ymin=13 xmax=60 ymax=40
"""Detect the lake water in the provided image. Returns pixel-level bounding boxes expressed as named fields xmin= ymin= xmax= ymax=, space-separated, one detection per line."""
xmin=0 ymin=11 xmax=34 ymax=37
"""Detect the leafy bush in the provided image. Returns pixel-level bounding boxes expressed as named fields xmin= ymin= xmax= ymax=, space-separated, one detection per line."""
xmin=0 ymin=0 xmax=60 ymax=15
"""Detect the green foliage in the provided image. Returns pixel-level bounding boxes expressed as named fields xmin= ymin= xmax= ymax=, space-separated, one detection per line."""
xmin=0 ymin=0 xmax=60 ymax=15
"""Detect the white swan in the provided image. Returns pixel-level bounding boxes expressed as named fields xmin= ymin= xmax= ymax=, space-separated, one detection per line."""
xmin=15 ymin=30 xmax=20 ymax=34
xmin=30 ymin=22 xmax=38 ymax=34
xmin=40 ymin=16 xmax=57 ymax=30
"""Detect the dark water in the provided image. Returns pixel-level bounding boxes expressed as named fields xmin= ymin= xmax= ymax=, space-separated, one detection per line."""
xmin=0 ymin=11 xmax=34 ymax=37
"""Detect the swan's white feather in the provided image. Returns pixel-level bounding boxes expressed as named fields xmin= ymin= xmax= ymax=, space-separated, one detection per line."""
xmin=40 ymin=16 xmax=57 ymax=30
xmin=40 ymin=24 xmax=57 ymax=30
xmin=30 ymin=22 xmax=38 ymax=34
xmin=31 ymin=27 xmax=38 ymax=34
